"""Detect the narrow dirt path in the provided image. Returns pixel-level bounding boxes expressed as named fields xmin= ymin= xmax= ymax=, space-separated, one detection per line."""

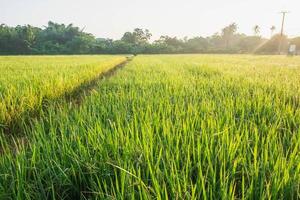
xmin=0 ymin=56 xmax=134 ymax=153
xmin=64 ymin=56 xmax=133 ymax=106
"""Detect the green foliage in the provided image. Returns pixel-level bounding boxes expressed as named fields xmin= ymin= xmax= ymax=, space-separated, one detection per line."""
xmin=0 ymin=22 xmax=271 ymax=55
xmin=184 ymin=37 xmax=209 ymax=53
xmin=0 ymin=24 xmax=41 ymax=54
xmin=121 ymin=28 xmax=152 ymax=45
xmin=1 ymin=21 xmax=298 ymax=55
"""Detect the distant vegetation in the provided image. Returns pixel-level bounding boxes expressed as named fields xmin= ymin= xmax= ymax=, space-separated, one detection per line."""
xmin=1 ymin=21 xmax=298 ymax=55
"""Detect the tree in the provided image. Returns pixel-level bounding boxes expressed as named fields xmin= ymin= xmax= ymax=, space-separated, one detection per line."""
xmin=0 ymin=24 xmax=41 ymax=54
xmin=238 ymin=36 xmax=264 ymax=53
xmin=184 ymin=37 xmax=209 ymax=53
xmin=221 ymin=23 xmax=238 ymax=49
xmin=253 ymin=25 xmax=260 ymax=36
xmin=154 ymin=36 xmax=184 ymax=53
xmin=0 ymin=21 xmax=291 ymax=55
xmin=120 ymin=28 xmax=152 ymax=54
xmin=34 ymin=21 xmax=96 ymax=54
xmin=121 ymin=28 xmax=152 ymax=45
xmin=270 ymin=26 xmax=276 ymax=37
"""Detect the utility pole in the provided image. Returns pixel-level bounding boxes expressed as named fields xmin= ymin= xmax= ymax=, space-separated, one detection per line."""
xmin=278 ymin=11 xmax=289 ymax=54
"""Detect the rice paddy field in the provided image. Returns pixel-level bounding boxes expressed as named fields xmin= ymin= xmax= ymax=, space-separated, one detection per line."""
xmin=0 ymin=55 xmax=126 ymax=127
xmin=0 ymin=55 xmax=300 ymax=199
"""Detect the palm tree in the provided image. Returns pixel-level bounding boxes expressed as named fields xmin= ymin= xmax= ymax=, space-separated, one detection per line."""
xmin=270 ymin=26 xmax=276 ymax=37
xmin=253 ymin=25 xmax=260 ymax=36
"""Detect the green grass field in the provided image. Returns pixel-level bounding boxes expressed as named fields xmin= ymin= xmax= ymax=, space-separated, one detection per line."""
xmin=0 ymin=55 xmax=299 ymax=199
xmin=0 ymin=55 xmax=126 ymax=127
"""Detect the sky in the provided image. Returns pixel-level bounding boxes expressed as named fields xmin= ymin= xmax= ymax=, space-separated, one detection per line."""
xmin=1 ymin=0 xmax=299 ymax=40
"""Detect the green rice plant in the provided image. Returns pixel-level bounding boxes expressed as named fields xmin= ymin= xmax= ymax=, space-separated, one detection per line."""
xmin=0 ymin=55 xmax=299 ymax=199
xmin=0 ymin=55 xmax=127 ymax=127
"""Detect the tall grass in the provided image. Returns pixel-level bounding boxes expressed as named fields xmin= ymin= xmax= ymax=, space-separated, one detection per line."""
xmin=0 ymin=55 xmax=299 ymax=199
xmin=0 ymin=55 xmax=126 ymax=127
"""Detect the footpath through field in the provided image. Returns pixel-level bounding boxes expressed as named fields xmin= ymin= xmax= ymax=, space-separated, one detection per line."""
xmin=0 ymin=55 xmax=130 ymax=133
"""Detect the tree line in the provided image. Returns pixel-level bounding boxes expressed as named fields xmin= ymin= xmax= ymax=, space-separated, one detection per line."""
xmin=0 ymin=21 xmax=299 ymax=55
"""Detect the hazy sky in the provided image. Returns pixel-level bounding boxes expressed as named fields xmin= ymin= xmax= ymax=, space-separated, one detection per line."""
xmin=1 ymin=0 xmax=299 ymax=40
